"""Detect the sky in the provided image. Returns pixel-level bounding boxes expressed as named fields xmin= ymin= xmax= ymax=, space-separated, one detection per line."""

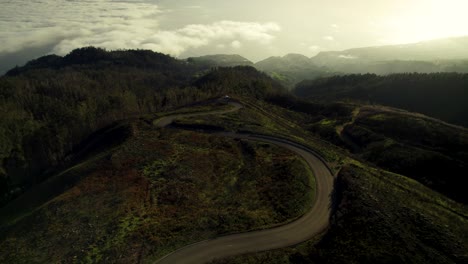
xmin=1 ymin=0 xmax=468 ymax=72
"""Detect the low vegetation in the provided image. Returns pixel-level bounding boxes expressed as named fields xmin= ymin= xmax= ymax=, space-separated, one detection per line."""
xmin=262 ymin=95 xmax=468 ymax=204
xmin=2 ymin=47 xmax=468 ymax=264
xmin=211 ymin=163 xmax=468 ymax=264
xmin=0 ymin=110 xmax=315 ymax=263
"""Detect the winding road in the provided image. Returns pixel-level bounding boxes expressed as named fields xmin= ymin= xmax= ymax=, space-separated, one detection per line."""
xmin=154 ymin=101 xmax=334 ymax=264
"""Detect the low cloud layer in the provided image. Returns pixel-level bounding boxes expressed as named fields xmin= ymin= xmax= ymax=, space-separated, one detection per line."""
xmin=0 ymin=0 xmax=280 ymax=57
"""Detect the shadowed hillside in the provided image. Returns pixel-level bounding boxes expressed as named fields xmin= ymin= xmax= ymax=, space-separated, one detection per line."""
xmin=187 ymin=54 xmax=254 ymax=68
xmin=265 ymin=94 xmax=468 ymax=203
xmin=294 ymin=73 xmax=468 ymax=127
xmin=0 ymin=48 xmax=284 ymax=206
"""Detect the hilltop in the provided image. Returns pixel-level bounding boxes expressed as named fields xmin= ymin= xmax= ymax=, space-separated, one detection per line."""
xmin=254 ymin=54 xmax=328 ymax=89
xmin=187 ymin=54 xmax=254 ymax=68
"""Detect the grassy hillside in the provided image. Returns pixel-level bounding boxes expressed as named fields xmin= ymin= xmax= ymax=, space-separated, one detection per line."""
xmin=342 ymin=107 xmax=467 ymax=202
xmin=211 ymin=163 xmax=468 ymax=264
xmin=0 ymin=102 xmax=315 ymax=263
xmin=264 ymin=95 xmax=468 ymax=204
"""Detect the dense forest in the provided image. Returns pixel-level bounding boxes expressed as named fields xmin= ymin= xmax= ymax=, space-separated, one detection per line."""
xmin=0 ymin=47 xmax=284 ymax=206
xmin=294 ymin=73 xmax=468 ymax=127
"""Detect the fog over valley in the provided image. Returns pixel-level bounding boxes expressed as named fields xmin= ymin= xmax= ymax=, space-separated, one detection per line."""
xmin=2 ymin=0 xmax=468 ymax=74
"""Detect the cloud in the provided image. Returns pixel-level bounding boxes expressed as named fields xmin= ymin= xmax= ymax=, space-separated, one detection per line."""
xmin=231 ymin=40 xmax=242 ymax=49
xmin=330 ymin=24 xmax=340 ymax=33
xmin=323 ymin=36 xmax=335 ymax=41
xmin=138 ymin=21 xmax=279 ymax=56
xmin=0 ymin=0 xmax=281 ymax=57
xmin=309 ymin=45 xmax=320 ymax=51
xmin=338 ymin=54 xmax=358 ymax=59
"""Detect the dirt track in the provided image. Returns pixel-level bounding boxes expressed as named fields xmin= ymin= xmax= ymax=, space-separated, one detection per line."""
xmin=154 ymin=101 xmax=334 ymax=264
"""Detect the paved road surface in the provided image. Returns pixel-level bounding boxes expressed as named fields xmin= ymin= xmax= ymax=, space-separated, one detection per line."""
xmin=154 ymin=101 xmax=334 ymax=264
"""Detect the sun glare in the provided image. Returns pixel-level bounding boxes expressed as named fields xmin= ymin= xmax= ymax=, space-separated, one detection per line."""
xmin=379 ymin=0 xmax=468 ymax=44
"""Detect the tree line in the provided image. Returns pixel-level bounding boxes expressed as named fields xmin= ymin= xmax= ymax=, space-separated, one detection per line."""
xmin=294 ymin=72 xmax=468 ymax=127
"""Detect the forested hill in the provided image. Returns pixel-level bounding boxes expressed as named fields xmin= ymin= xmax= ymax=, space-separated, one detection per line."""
xmin=6 ymin=47 xmax=191 ymax=77
xmin=187 ymin=54 xmax=254 ymax=68
xmin=294 ymin=73 xmax=468 ymax=127
xmin=0 ymin=47 xmax=284 ymax=206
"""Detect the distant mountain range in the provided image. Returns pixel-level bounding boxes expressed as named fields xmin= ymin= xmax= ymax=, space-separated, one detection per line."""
xmin=187 ymin=36 xmax=468 ymax=88
xmin=254 ymin=54 xmax=329 ymax=88
xmin=312 ymin=36 xmax=468 ymax=65
xmin=187 ymin=54 xmax=254 ymax=67
xmin=3 ymin=36 xmax=468 ymax=87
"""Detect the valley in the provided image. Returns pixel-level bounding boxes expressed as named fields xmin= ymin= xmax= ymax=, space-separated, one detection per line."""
xmin=0 ymin=47 xmax=467 ymax=264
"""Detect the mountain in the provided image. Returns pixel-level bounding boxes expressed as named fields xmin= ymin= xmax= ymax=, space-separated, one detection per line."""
xmin=313 ymin=59 xmax=468 ymax=75
xmin=310 ymin=36 xmax=468 ymax=74
xmin=187 ymin=54 xmax=254 ymax=67
xmin=255 ymin=36 xmax=468 ymax=87
xmin=255 ymin=54 xmax=313 ymax=71
xmin=312 ymin=36 xmax=468 ymax=66
xmin=255 ymin=53 xmax=328 ymax=89
xmin=1 ymin=47 xmax=467 ymax=264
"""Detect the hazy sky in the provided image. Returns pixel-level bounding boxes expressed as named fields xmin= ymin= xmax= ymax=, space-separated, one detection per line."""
xmin=1 ymin=0 xmax=468 ymax=72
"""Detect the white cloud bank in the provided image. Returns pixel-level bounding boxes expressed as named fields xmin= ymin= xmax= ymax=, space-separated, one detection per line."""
xmin=0 ymin=0 xmax=280 ymax=56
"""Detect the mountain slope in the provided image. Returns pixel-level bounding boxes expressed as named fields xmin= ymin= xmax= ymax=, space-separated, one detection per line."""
xmin=294 ymin=73 xmax=468 ymax=127
xmin=0 ymin=107 xmax=316 ymax=263
xmin=255 ymin=54 xmax=327 ymax=89
xmin=211 ymin=162 xmax=468 ymax=264
xmin=255 ymin=54 xmax=314 ymax=72
xmin=266 ymin=94 xmax=468 ymax=203
xmin=1 ymin=47 xmax=467 ymax=264
xmin=311 ymin=36 xmax=468 ymax=66
xmin=187 ymin=54 xmax=254 ymax=68
xmin=161 ymin=96 xmax=468 ymax=264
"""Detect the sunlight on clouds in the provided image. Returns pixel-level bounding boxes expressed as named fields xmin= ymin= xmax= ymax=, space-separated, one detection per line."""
xmin=1 ymin=0 xmax=467 ymax=62
xmin=0 ymin=0 xmax=280 ymax=57
xmin=139 ymin=21 xmax=279 ymax=56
